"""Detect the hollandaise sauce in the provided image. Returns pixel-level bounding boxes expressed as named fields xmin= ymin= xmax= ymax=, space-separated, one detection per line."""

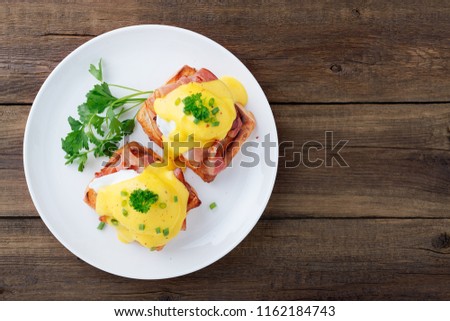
xmin=153 ymin=77 xmax=247 ymax=157
xmin=94 ymin=166 xmax=189 ymax=249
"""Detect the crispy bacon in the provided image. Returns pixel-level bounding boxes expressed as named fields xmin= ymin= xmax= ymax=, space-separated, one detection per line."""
xmin=94 ymin=142 xmax=161 ymax=178
xmin=137 ymin=65 xmax=256 ymax=183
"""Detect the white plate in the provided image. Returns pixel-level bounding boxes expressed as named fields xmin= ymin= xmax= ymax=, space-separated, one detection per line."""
xmin=23 ymin=25 xmax=278 ymax=279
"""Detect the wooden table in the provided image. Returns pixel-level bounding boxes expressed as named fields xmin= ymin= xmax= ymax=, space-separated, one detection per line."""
xmin=2 ymin=0 xmax=450 ymax=300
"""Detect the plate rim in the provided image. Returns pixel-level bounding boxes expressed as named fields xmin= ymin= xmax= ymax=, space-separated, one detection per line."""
xmin=23 ymin=24 xmax=279 ymax=279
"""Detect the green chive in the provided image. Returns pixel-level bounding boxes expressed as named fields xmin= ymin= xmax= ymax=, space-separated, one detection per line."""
xmin=211 ymin=107 xmax=220 ymax=115
xmin=209 ymin=202 xmax=217 ymax=210
xmin=174 ymin=196 xmax=178 ymax=203
xmin=111 ymin=219 xmax=119 ymax=226
xmin=193 ymin=118 xmax=200 ymax=124
xmin=121 ymin=200 xmax=127 ymax=207
xmin=163 ymin=228 xmax=169 ymax=236
xmin=122 ymin=208 xmax=128 ymax=217
xmin=211 ymin=121 xmax=220 ymax=127
xmin=139 ymin=224 xmax=145 ymax=231
xmin=155 ymin=227 xmax=161 ymax=234
xmin=208 ymin=98 xmax=215 ymax=107
xmin=97 ymin=222 xmax=106 ymax=230
xmin=150 ymin=247 xmax=157 ymax=251
xmin=120 ymin=190 xmax=128 ymax=197
xmin=159 ymin=202 xmax=167 ymax=209
xmin=175 ymin=97 xmax=181 ymax=105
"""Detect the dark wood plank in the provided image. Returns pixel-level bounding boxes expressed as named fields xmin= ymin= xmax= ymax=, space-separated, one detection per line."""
xmin=2 ymin=1 xmax=450 ymax=103
xmin=0 ymin=106 xmax=36 ymax=216
xmin=269 ymin=104 xmax=450 ymax=218
xmin=3 ymin=104 xmax=450 ymax=218
xmin=1 ymin=218 xmax=450 ymax=300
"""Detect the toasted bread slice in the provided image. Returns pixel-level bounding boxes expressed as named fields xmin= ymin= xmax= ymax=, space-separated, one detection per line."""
xmin=136 ymin=65 xmax=256 ymax=182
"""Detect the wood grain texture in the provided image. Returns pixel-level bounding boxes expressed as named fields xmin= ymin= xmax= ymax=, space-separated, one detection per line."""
xmin=3 ymin=0 xmax=450 ymax=301
xmin=2 ymin=0 xmax=450 ymax=103
xmin=4 ymin=104 xmax=450 ymax=218
xmin=1 ymin=218 xmax=450 ymax=300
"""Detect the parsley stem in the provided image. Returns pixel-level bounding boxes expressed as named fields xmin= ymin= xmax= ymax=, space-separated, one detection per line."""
xmin=118 ymin=101 xmax=145 ymax=117
xmin=110 ymin=91 xmax=153 ymax=109
xmin=109 ymin=84 xmax=149 ymax=93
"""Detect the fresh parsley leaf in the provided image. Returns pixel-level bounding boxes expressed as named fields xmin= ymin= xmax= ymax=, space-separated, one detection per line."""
xmin=61 ymin=130 xmax=85 ymax=155
xmin=68 ymin=116 xmax=82 ymax=131
xmin=77 ymin=153 xmax=88 ymax=172
xmin=100 ymin=140 xmax=118 ymax=157
xmin=129 ymin=189 xmax=159 ymax=213
xmin=86 ymin=83 xmax=116 ymax=113
xmin=90 ymin=115 xmax=105 ymax=136
xmin=86 ymin=132 xmax=101 ymax=145
xmin=121 ymin=119 xmax=135 ymax=135
xmin=89 ymin=59 xmax=103 ymax=82
xmin=109 ymin=117 xmax=122 ymax=136
xmin=77 ymin=103 xmax=92 ymax=123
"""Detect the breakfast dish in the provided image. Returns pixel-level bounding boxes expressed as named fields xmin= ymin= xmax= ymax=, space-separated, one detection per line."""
xmin=84 ymin=142 xmax=201 ymax=250
xmin=24 ymin=25 xmax=277 ymax=278
xmin=137 ymin=65 xmax=256 ymax=182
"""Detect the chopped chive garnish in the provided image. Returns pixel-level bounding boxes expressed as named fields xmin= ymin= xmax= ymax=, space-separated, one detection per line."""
xmin=155 ymin=227 xmax=161 ymax=234
xmin=120 ymin=190 xmax=128 ymax=197
xmin=111 ymin=219 xmax=119 ymax=226
xmin=193 ymin=118 xmax=200 ymax=124
xmin=159 ymin=202 xmax=167 ymax=209
xmin=208 ymin=97 xmax=215 ymax=107
xmin=174 ymin=196 xmax=178 ymax=203
xmin=150 ymin=247 xmax=157 ymax=251
xmin=121 ymin=200 xmax=127 ymax=207
xmin=211 ymin=107 xmax=220 ymax=115
xmin=211 ymin=121 xmax=220 ymax=127
xmin=183 ymin=93 xmax=210 ymax=123
xmin=139 ymin=224 xmax=145 ymax=231
xmin=97 ymin=222 xmax=106 ymax=230
xmin=163 ymin=228 xmax=169 ymax=236
xmin=209 ymin=202 xmax=217 ymax=210
xmin=175 ymin=97 xmax=181 ymax=105
xmin=122 ymin=208 xmax=128 ymax=217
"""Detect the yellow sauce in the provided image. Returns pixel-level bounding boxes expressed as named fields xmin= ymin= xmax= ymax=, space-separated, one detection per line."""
xmin=95 ymin=165 xmax=189 ymax=249
xmin=153 ymin=77 xmax=247 ymax=157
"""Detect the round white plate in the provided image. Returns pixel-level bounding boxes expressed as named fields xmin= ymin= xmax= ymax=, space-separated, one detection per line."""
xmin=24 ymin=25 xmax=278 ymax=279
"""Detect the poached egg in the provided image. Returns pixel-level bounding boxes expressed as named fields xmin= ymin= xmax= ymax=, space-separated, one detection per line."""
xmin=153 ymin=77 xmax=248 ymax=158
xmin=93 ymin=165 xmax=189 ymax=250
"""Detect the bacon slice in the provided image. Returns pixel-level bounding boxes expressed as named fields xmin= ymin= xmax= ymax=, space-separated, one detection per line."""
xmin=173 ymin=168 xmax=201 ymax=211
xmin=137 ymin=65 xmax=256 ymax=183
xmin=93 ymin=142 xmax=161 ymax=178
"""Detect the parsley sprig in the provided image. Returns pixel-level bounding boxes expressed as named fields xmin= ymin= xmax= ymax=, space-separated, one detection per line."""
xmin=129 ymin=189 xmax=159 ymax=213
xmin=62 ymin=59 xmax=153 ymax=171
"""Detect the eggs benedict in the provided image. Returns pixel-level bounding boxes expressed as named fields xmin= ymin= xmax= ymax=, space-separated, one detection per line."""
xmin=84 ymin=142 xmax=201 ymax=251
xmin=137 ymin=65 xmax=256 ymax=182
